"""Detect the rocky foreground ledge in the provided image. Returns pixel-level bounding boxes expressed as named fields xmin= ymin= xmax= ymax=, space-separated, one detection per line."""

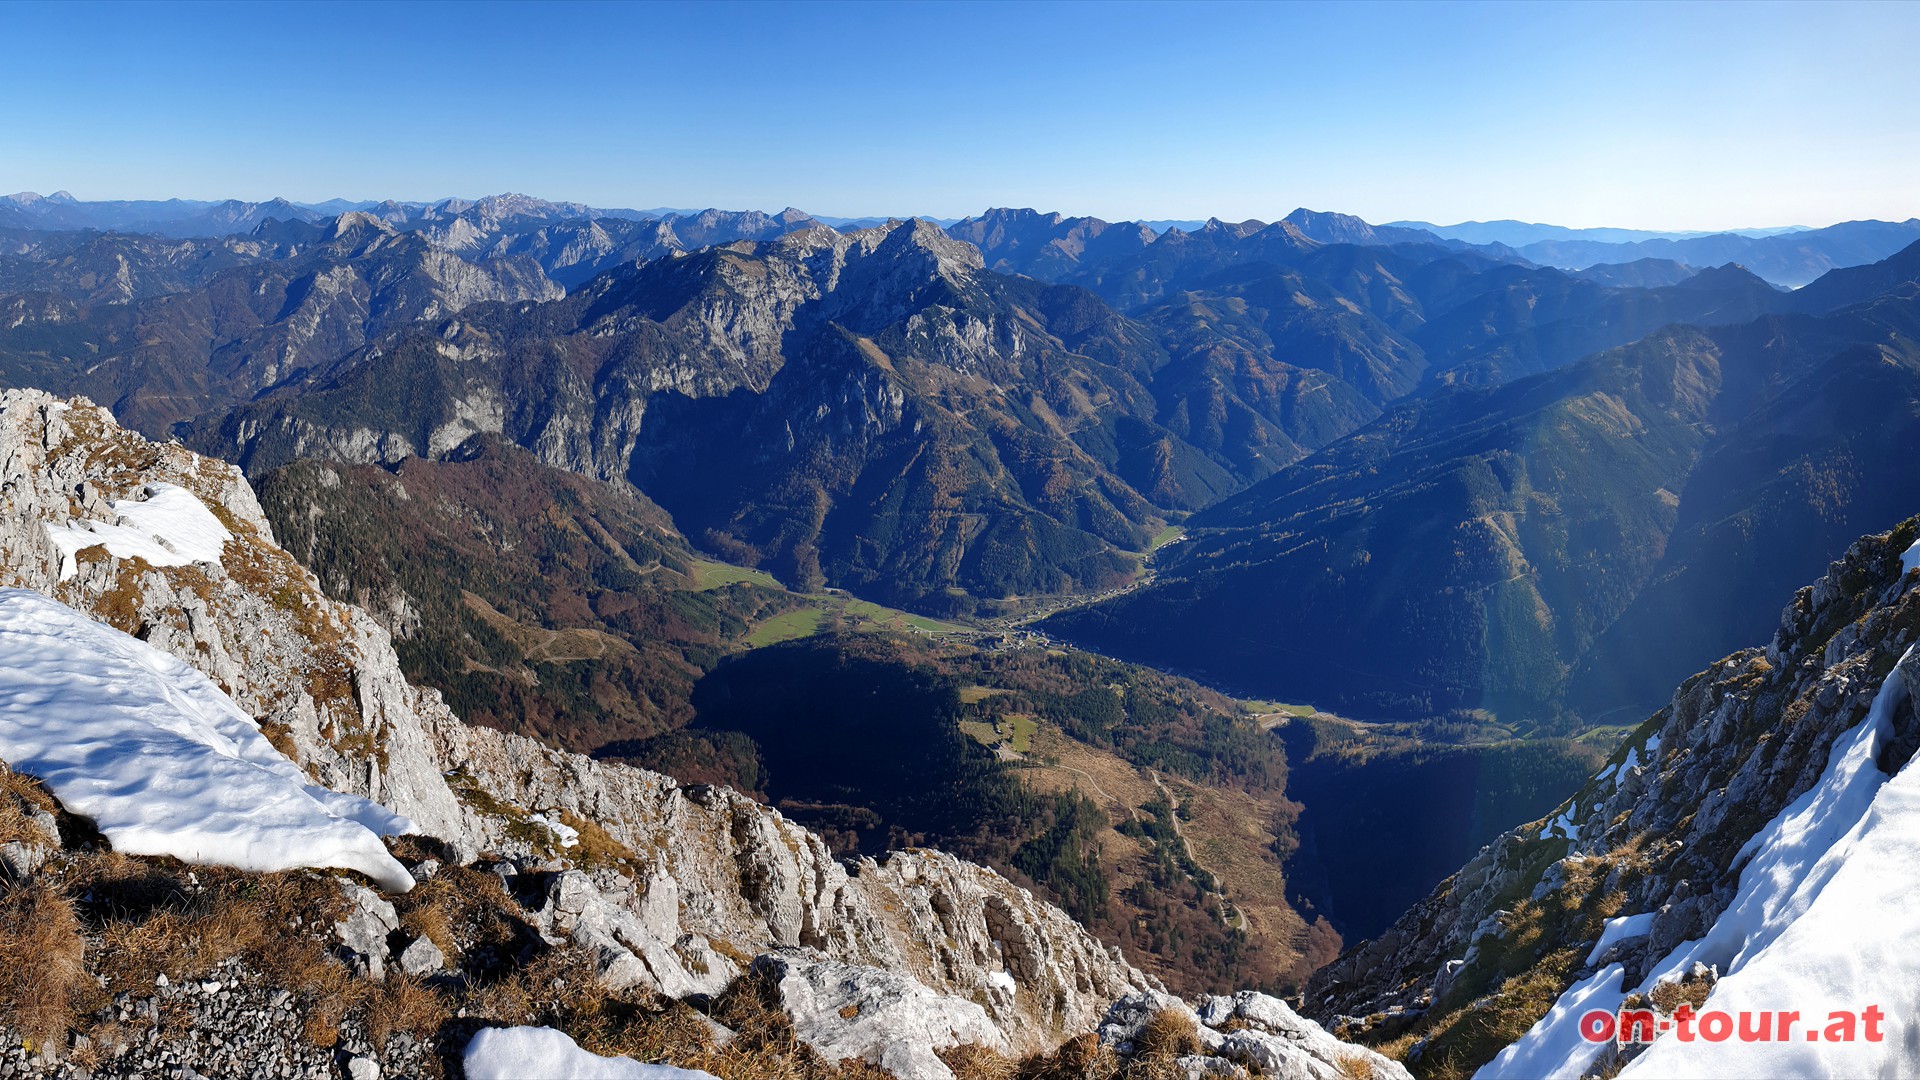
xmin=0 ymin=388 xmax=1405 ymax=1078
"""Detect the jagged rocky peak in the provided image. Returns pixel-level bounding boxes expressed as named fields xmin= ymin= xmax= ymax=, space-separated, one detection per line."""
xmin=472 ymin=191 xmax=579 ymax=217
xmin=1311 ymin=514 xmax=1920 ymax=1078
xmin=1196 ymin=216 xmax=1267 ymax=238
xmin=943 ymin=207 xmax=1160 ymax=281
xmin=601 ymin=215 xmax=984 ymax=336
xmin=0 ymin=389 xmax=1379 ymax=1077
xmin=364 ymin=198 xmax=416 ymax=224
xmin=952 ymin=206 xmax=1071 ymax=237
xmin=839 ymin=216 xmax=986 ymax=294
xmin=329 ymin=208 xmax=399 ymax=238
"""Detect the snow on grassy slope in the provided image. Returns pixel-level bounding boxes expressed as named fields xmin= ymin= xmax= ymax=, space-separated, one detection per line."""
xmin=1585 ymin=912 xmax=1656 ymax=966
xmin=1483 ymin=650 xmax=1920 ymax=1078
xmin=1618 ymin=654 xmax=1920 ymax=1077
xmin=463 ymin=1026 xmax=717 ymax=1079
xmin=44 ymin=481 xmax=232 ymax=580
xmin=1478 ymin=965 xmax=1625 ymax=1080
xmin=0 ymin=588 xmax=415 ymax=892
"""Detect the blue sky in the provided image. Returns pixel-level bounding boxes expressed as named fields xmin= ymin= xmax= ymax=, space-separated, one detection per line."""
xmin=4 ymin=0 xmax=1916 ymax=230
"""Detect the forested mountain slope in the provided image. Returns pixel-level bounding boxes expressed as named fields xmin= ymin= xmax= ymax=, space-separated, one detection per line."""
xmin=1050 ymin=252 xmax=1920 ymax=727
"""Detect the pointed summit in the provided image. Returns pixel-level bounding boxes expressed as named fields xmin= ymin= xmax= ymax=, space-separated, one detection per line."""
xmin=329 ymin=210 xmax=397 ymax=237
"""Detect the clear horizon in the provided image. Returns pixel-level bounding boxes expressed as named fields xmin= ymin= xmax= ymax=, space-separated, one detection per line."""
xmin=6 ymin=0 xmax=1918 ymax=232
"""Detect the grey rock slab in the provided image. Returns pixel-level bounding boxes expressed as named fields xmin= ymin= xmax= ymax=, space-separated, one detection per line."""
xmin=756 ymin=951 xmax=1007 ymax=1080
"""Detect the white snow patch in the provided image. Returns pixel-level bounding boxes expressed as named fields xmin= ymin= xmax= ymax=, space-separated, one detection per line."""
xmin=1619 ymin=653 xmax=1920 ymax=1077
xmin=1585 ymin=911 xmax=1657 ymax=966
xmin=1903 ymin=536 xmax=1920 ymax=576
xmin=1539 ymin=800 xmax=1579 ymax=840
xmin=44 ymin=482 xmax=232 ymax=581
xmin=0 ymin=589 xmax=414 ymax=892
xmin=528 ymin=812 xmax=579 ymax=849
xmin=463 ymin=1026 xmax=716 ymax=1079
xmin=1639 ymin=658 xmax=1906 ymax=989
xmin=988 ymin=970 xmax=1016 ymax=993
xmin=1476 ymin=964 xmax=1624 ymax=1080
xmin=1497 ymin=648 xmax=1920 ymax=1079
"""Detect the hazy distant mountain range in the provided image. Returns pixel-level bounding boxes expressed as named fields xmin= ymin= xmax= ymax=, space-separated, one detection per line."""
xmin=1387 ymin=218 xmax=1814 ymax=246
xmin=9 ymin=189 xmax=1916 ymax=287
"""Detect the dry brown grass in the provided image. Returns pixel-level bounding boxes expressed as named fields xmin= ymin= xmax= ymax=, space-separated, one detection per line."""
xmin=683 ymin=965 xmax=834 ymax=1080
xmin=1333 ymin=1051 xmax=1376 ymax=1079
xmin=257 ymin=719 xmax=302 ymax=764
xmin=1016 ymin=1033 xmax=1121 ymax=1080
xmin=86 ymin=557 xmax=153 ymax=635
xmin=393 ymin=862 xmax=524 ymax=963
xmin=999 ymin=1008 xmax=1208 ymax=1080
xmin=0 ymin=828 xmax=1044 ymax=1080
xmin=465 ymin=947 xmax=609 ymax=1032
xmin=0 ymin=767 xmax=57 ymax=816
xmin=1133 ymin=1008 xmax=1202 ymax=1059
xmin=1647 ymin=972 xmax=1714 ymax=1016
xmin=941 ymin=1043 xmax=1019 ymax=1080
xmin=1370 ymin=1029 xmax=1421 ymax=1063
xmin=0 ymin=768 xmax=58 ymax=849
xmin=579 ymin=1001 xmax=726 ymax=1068
xmin=560 ymin=811 xmax=643 ymax=878
xmin=1119 ymin=1056 xmax=1188 ymax=1080
xmin=65 ymin=852 xmax=384 ymax=1055
xmin=0 ymin=835 xmax=808 ymax=1076
xmin=0 ymin=880 xmax=87 ymax=1050
xmin=457 ymin=955 xmax=868 ymax=1080
xmin=366 ymin=972 xmax=452 ymax=1049
xmin=74 ymin=856 xmax=348 ymax=992
xmin=80 ymin=1018 xmax=131 ymax=1063
xmin=1589 ymin=1047 xmax=1628 ymax=1080
xmin=303 ymin=994 xmax=348 ymax=1049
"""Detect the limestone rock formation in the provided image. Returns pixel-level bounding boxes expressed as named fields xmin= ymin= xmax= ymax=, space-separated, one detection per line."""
xmin=0 ymin=388 xmax=1146 ymax=1053
xmin=754 ymin=952 xmax=1007 ymax=1080
xmin=0 ymin=388 xmax=1402 ymax=1075
xmin=1096 ymin=989 xmax=1411 ymax=1080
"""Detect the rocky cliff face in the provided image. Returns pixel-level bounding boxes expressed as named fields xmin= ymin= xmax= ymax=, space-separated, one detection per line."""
xmin=0 ymin=388 xmax=1152 ymax=1057
xmin=1307 ymin=512 xmax=1920 ymax=1077
xmin=189 ymin=219 xmax=1225 ymax=612
xmin=0 ymin=216 xmax=561 ymax=436
xmin=407 ymin=203 xmax=828 ymax=290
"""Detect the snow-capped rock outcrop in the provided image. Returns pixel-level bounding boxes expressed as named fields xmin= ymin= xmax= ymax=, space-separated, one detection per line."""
xmin=1310 ymin=515 xmax=1920 ymax=1078
xmin=0 ymin=388 xmax=1410 ymax=1075
xmin=0 ymin=588 xmax=414 ymax=891
xmin=0 ymin=388 xmax=1148 ymax=1053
